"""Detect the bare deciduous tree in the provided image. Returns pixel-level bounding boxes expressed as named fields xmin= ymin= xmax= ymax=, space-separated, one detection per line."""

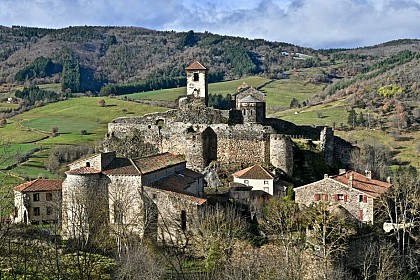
xmin=192 ymin=204 xmax=246 ymax=271
xmin=378 ymin=166 xmax=420 ymax=274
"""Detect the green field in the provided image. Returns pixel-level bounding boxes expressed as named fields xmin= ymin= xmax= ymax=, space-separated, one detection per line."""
xmin=273 ymin=99 xmax=350 ymax=126
xmin=0 ymin=101 xmax=19 ymax=111
xmin=0 ymin=120 xmax=47 ymax=144
xmin=262 ymin=77 xmax=325 ymax=113
xmin=208 ymin=77 xmax=270 ymax=95
xmin=12 ymin=97 xmax=168 ymax=145
xmin=0 ymin=97 xmax=168 ymax=180
xmin=0 ymin=143 xmax=39 ymax=169
xmin=124 ymin=77 xmax=270 ymax=101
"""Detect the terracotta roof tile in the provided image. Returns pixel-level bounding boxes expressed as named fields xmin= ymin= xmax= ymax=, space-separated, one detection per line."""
xmin=233 ymin=165 xmax=274 ymax=180
xmin=13 ymin=179 xmax=63 ymax=192
xmin=186 ymin=61 xmax=207 ymax=70
xmin=132 ymin=153 xmax=185 ymax=174
xmin=102 ymin=158 xmax=140 ymax=175
xmin=178 ymin=169 xmax=204 ymax=179
xmin=66 ymin=167 xmax=101 ymax=175
xmin=145 ymin=186 xmax=207 ymax=205
xmin=331 ymin=171 xmax=391 ymax=198
xmin=152 ymin=173 xmax=196 ymax=192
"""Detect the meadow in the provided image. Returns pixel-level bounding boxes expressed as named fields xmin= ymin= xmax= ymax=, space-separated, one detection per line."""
xmin=123 ymin=77 xmax=270 ymax=101
xmin=13 ymin=97 xmax=168 ymax=145
xmin=1 ymin=97 xmax=168 ymax=180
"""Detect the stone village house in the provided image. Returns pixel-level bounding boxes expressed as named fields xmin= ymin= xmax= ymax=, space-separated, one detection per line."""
xmin=13 ymin=178 xmax=63 ymax=224
xmin=61 ymin=151 xmax=206 ymax=243
xmin=294 ymin=170 xmax=392 ymax=223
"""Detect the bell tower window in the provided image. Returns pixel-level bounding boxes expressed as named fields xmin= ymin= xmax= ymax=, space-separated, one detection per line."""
xmin=193 ymin=73 xmax=199 ymax=81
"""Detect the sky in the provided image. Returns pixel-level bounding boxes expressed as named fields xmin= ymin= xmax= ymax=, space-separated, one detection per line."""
xmin=1 ymin=0 xmax=420 ymax=49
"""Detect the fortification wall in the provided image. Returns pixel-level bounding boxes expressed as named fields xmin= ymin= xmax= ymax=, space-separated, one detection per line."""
xmin=320 ymin=127 xmax=334 ymax=166
xmin=270 ymin=134 xmax=294 ymax=176
xmin=211 ymin=124 xmax=274 ymax=166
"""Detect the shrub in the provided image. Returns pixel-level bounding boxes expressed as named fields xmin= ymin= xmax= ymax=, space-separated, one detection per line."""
xmin=98 ymin=99 xmax=106 ymax=107
xmin=51 ymin=127 xmax=59 ymax=137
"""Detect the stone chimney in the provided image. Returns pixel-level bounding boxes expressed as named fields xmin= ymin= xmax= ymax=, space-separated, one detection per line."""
xmin=339 ymin=169 xmax=346 ymax=175
xmin=324 ymin=174 xmax=329 ymax=179
xmin=365 ymin=170 xmax=372 ymax=180
xmin=348 ymin=174 xmax=353 ymax=188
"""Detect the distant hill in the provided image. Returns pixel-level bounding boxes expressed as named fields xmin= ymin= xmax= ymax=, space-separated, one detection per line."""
xmin=0 ymin=26 xmax=419 ymax=129
xmin=0 ymin=26 xmax=318 ymax=90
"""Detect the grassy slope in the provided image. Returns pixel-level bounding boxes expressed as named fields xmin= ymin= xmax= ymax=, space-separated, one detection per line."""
xmin=1 ymin=97 xmax=168 ymax=180
xmin=263 ymin=76 xmax=325 ymax=114
xmin=272 ymin=99 xmax=349 ymax=126
xmin=123 ymin=77 xmax=270 ymax=101
xmin=13 ymin=97 xmax=168 ymax=145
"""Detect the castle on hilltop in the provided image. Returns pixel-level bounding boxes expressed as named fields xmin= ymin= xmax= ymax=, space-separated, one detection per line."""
xmin=104 ymin=61 xmax=353 ymax=176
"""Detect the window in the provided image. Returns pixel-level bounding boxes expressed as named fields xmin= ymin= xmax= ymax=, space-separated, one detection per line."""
xmin=314 ymin=193 xmax=320 ymax=201
xmin=86 ymin=162 xmax=90 ymax=167
xmin=244 ymin=180 xmax=249 ymax=185
xmin=360 ymin=195 xmax=367 ymax=203
xmin=323 ymin=194 xmax=328 ymax=202
xmin=46 ymin=207 xmax=52 ymax=215
xmin=33 ymin=193 xmax=40 ymax=202
xmin=263 ymin=187 xmax=269 ymax=193
xmin=181 ymin=210 xmax=187 ymax=230
xmin=46 ymin=193 xmax=53 ymax=201
xmin=193 ymin=73 xmax=199 ymax=81
xmin=33 ymin=207 xmax=40 ymax=216
xmin=264 ymin=180 xmax=269 ymax=185
xmin=335 ymin=194 xmax=348 ymax=202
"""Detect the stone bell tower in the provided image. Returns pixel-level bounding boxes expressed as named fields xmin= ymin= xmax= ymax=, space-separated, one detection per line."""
xmin=185 ymin=61 xmax=208 ymax=106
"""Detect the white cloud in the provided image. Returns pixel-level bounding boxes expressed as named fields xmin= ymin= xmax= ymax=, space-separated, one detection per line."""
xmin=1 ymin=0 xmax=420 ymax=48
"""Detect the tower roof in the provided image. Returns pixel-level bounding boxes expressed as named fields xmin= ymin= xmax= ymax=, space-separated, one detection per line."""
xmin=186 ymin=61 xmax=207 ymax=70
xmin=239 ymin=95 xmax=264 ymax=103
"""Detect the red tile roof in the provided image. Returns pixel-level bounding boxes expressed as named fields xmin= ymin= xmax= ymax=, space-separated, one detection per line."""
xmin=185 ymin=61 xmax=207 ymax=70
xmin=102 ymin=158 xmax=139 ymax=175
xmin=178 ymin=169 xmax=204 ymax=179
xmin=132 ymin=153 xmax=185 ymax=174
xmin=145 ymin=186 xmax=207 ymax=205
xmin=13 ymin=179 xmax=63 ymax=192
xmin=152 ymin=173 xmax=196 ymax=193
xmin=67 ymin=153 xmax=185 ymax=176
xmin=233 ymin=165 xmax=274 ymax=180
xmin=331 ymin=170 xmax=391 ymax=198
xmin=66 ymin=167 xmax=101 ymax=175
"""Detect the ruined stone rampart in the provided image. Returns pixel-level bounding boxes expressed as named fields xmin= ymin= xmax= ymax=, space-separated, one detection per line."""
xmin=270 ymin=134 xmax=294 ymax=176
xmin=105 ymin=104 xmax=352 ymax=174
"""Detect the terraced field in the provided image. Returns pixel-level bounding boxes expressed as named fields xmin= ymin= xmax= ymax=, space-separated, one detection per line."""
xmin=0 ymin=97 xmax=168 ymax=180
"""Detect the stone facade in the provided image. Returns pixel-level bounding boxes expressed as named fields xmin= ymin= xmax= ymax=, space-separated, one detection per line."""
xmin=104 ymin=61 xmax=354 ymax=177
xmin=13 ymin=179 xmax=63 ymax=225
xmin=294 ymin=170 xmax=391 ymax=223
xmin=61 ymin=152 xmax=206 ymax=242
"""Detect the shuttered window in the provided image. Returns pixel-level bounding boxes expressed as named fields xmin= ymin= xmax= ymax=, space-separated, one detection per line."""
xmin=314 ymin=193 xmax=320 ymax=201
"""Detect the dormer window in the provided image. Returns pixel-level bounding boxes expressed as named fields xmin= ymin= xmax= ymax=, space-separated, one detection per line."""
xmin=193 ymin=73 xmax=199 ymax=81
